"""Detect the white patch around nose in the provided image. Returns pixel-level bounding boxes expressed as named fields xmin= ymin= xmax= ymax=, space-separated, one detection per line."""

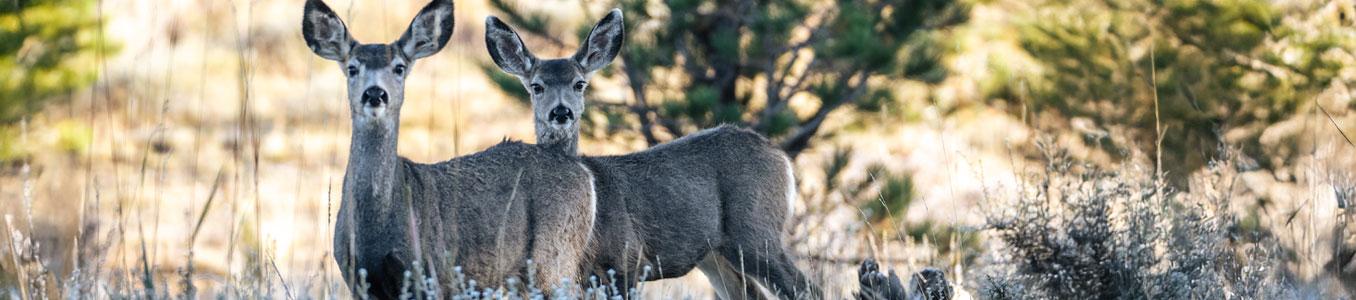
xmin=362 ymin=105 xmax=387 ymax=119
xmin=548 ymin=121 xmax=573 ymax=130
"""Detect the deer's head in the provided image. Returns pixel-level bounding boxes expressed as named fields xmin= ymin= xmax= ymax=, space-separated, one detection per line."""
xmin=485 ymin=9 xmax=624 ymax=150
xmin=303 ymin=0 xmax=454 ymax=127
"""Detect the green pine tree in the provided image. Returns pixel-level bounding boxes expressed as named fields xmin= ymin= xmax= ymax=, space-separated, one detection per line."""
xmin=1 ymin=0 xmax=112 ymax=161
xmin=1 ymin=0 xmax=109 ymax=124
xmin=997 ymin=0 xmax=1352 ymax=178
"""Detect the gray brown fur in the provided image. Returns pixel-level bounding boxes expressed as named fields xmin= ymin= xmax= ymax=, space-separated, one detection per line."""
xmin=580 ymin=126 xmax=817 ymax=299
xmin=303 ymin=0 xmax=595 ymax=297
xmin=486 ymin=10 xmax=820 ymax=299
xmin=335 ymin=138 xmax=594 ymax=298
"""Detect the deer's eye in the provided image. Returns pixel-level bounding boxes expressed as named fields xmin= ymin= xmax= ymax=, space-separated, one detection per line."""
xmin=573 ymin=81 xmax=587 ymax=92
xmin=393 ymin=64 xmax=407 ymax=76
xmin=346 ymin=66 xmax=359 ymax=77
xmin=530 ymin=84 xmax=544 ymax=95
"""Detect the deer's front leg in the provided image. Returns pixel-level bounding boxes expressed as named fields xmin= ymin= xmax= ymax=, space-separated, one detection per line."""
xmin=528 ymin=170 xmax=597 ymax=291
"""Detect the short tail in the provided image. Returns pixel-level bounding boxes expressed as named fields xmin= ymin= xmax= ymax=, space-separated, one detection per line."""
xmin=781 ymin=153 xmax=798 ymax=223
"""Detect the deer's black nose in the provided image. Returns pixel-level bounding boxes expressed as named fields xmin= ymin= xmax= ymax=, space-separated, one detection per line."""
xmin=549 ymin=105 xmax=573 ymax=124
xmin=362 ymin=87 xmax=388 ymax=107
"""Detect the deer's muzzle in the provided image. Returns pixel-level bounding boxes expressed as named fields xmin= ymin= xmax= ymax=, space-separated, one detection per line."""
xmin=549 ymin=105 xmax=573 ymax=124
xmin=362 ymin=87 xmax=389 ymax=107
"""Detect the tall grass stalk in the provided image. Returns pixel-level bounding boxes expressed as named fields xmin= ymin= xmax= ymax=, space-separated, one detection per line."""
xmin=4 ymin=215 xmax=30 ymax=300
xmin=182 ymin=170 xmax=224 ymax=297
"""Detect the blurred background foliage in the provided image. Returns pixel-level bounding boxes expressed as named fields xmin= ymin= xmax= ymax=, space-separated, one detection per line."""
xmin=990 ymin=0 xmax=1354 ymax=181
xmin=1 ymin=0 xmax=111 ymax=161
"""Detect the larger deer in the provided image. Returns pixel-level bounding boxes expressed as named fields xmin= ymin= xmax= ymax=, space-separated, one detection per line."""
xmin=485 ymin=10 xmax=821 ymax=299
xmin=302 ymin=0 xmax=597 ymax=297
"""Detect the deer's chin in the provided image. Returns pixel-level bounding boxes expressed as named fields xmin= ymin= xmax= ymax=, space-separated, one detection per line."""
xmin=351 ymin=107 xmax=397 ymax=127
xmin=538 ymin=126 xmax=574 ymax=144
xmin=548 ymin=122 xmax=576 ymax=131
xmin=360 ymin=106 xmax=388 ymax=119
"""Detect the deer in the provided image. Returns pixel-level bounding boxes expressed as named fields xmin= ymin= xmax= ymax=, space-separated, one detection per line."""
xmin=485 ymin=9 xmax=821 ymax=299
xmin=301 ymin=0 xmax=598 ymax=297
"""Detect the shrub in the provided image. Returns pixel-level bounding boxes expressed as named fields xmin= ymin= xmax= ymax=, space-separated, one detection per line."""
xmin=979 ymin=143 xmax=1300 ymax=299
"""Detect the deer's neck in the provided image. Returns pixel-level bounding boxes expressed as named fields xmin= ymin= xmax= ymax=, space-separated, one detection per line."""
xmin=536 ymin=122 xmax=580 ymax=155
xmin=345 ymin=120 xmax=403 ymax=209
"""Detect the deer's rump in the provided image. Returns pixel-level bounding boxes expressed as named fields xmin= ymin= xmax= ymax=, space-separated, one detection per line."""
xmin=581 ymin=125 xmax=793 ymax=281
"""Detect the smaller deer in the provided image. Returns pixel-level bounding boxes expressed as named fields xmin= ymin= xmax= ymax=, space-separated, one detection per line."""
xmin=486 ymin=10 xmax=820 ymax=299
xmin=302 ymin=0 xmax=596 ymax=297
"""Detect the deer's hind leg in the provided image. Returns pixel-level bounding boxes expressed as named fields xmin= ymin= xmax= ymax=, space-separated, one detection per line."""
xmin=697 ymin=253 xmax=770 ymax=300
xmin=717 ymin=154 xmax=821 ymax=299
xmin=715 ymin=210 xmax=820 ymax=300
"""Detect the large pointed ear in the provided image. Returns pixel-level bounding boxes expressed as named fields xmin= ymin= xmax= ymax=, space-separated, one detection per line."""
xmin=397 ymin=0 xmax=455 ymax=60
xmin=484 ymin=16 xmax=536 ymax=77
xmin=573 ymin=8 xmax=623 ymax=73
xmin=302 ymin=0 xmax=353 ymax=61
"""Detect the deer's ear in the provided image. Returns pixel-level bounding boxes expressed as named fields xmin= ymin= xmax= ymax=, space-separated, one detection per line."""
xmin=573 ymin=8 xmax=623 ymax=73
xmin=302 ymin=0 xmax=353 ymax=61
xmin=397 ymin=0 xmax=455 ymax=60
xmin=484 ymin=16 xmax=535 ymax=77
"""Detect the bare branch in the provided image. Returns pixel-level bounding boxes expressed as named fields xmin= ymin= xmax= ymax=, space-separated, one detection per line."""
xmin=800 ymin=253 xmax=916 ymax=265
xmin=659 ymin=116 xmax=685 ymax=140
xmin=760 ymin=28 xmax=820 ymax=127
xmin=755 ymin=18 xmax=828 ymax=133
xmin=487 ymin=0 xmax=570 ymax=50
xmin=780 ymin=71 xmax=870 ymax=158
xmin=1317 ymin=101 xmax=1356 ymax=148
xmin=621 ymin=58 xmax=661 ymax=146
